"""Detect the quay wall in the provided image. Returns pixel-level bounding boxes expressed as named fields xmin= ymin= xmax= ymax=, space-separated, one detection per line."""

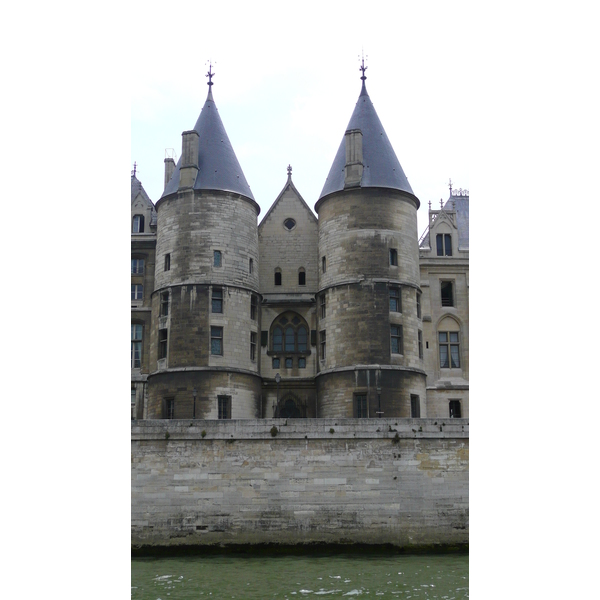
xmin=131 ymin=418 xmax=468 ymax=549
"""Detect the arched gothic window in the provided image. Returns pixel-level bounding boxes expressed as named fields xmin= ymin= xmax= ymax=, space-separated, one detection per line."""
xmin=269 ymin=312 xmax=310 ymax=354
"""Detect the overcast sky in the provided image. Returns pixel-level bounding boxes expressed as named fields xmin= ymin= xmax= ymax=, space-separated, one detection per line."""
xmin=131 ymin=3 xmax=470 ymax=238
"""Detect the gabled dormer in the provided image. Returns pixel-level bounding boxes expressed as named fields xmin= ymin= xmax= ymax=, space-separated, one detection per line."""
xmin=258 ymin=166 xmax=318 ymax=298
xmin=131 ymin=166 xmax=157 ymax=234
xmin=419 ymin=187 xmax=469 ymax=257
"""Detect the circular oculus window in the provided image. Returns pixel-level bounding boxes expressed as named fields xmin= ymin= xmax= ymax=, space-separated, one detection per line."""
xmin=284 ymin=218 xmax=296 ymax=230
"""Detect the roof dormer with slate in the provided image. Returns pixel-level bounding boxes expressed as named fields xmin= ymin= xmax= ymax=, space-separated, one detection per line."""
xmin=131 ymin=166 xmax=157 ymax=234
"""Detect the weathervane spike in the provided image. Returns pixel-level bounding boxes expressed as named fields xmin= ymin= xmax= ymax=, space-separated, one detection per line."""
xmin=359 ymin=50 xmax=368 ymax=81
xmin=206 ymin=60 xmax=215 ymax=86
xmin=131 ymin=161 xmax=137 ymax=177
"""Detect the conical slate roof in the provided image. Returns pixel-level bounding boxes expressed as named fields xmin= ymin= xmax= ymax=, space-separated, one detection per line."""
xmin=319 ymin=81 xmax=413 ymax=200
xmin=162 ymin=88 xmax=254 ymax=200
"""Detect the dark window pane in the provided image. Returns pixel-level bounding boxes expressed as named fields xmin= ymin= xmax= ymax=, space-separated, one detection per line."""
xmin=445 ymin=234 xmax=452 ymax=256
xmin=297 ymin=327 xmax=307 ymax=352
xmin=436 ymin=234 xmax=443 ymax=256
xmin=273 ymin=327 xmax=283 ymax=352
xmin=284 ymin=327 xmax=295 ymax=351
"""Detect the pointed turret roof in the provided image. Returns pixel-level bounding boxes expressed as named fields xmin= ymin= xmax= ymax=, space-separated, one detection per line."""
xmin=318 ymin=79 xmax=414 ymax=201
xmin=162 ymin=82 xmax=254 ymax=201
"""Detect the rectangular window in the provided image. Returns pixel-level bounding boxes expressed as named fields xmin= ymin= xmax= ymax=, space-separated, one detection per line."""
xmin=410 ymin=394 xmax=421 ymax=418
xmin=298 ymin=357 xmax=306 ymax=369
xmin=272 ymin=357 xmax=280 ymax=369
xmin=131 ymin=388 xmax=136 ymax=419
xmin=251 ymin=295 xmax=257 ymax=320
xmin=158 ymin=328 xmax=168 ymax=359
xmin=131 ymin=284 xmax=143 ymax=301
xmin=250 ymin=332 xmax=257 ymax=361
xmin=322 ymin=256 xmax=326 ymax=273
xmin=160 ymin=292 xmax=169 ymax=316
xmin=218 ymin=395 xmax=231 ymax=419
xmin=389 ymin=248 xmax=398 ymax=266
xmin=213 ymin=250 xmax=222 ymax=267
xmin=389 ymin=287 xmax=400 ymax=312
xmin=249 ymin=258 xmax=253 ymax=274
xmin=131 ymin=324 xmax=142 ymax=368
xmin=355 ymin=394 xmax=368 ymax=418
xmin=131 ymin=258 xmax=144 ymax=275
xmin=439 ymin=331 xmax=460 ymax=368
xmin=164 ymin=253 xmax=171 ymax=271
xmin=320 ymin=330 xmax=326 ymax=360
xmin=212 ymin=288 xmax=223 ymax=313
xmin=285 ymin=357 xmax=293 ymax=368
xmin=441 ymin=281 xmax=454 ymax=307
xmin=299 ymin=270 xmax=306 ymax=286
xmin=165 ymin=398 xmax=175 ymax=419
xmin=275 ymin=270 xmax=282 ymax=285
xmin=320 ymin=294 xmax=326 ymax=319
xmin=449 ymin=400 xmax=462 ymax=418
xmin=132 ymin=215 xmax=144 ymax=233
xmin=391 ymin=325 xmax=403 ymax=354
xmin=418 ymin=330 xmax=423 ymax=359
xmin=436 ymin=233 xmax=452 ymax=256
xmin=417 ymin=292 xmax=422 ymax=319
xmin=211 ymin=327 xmax=223 ymax=355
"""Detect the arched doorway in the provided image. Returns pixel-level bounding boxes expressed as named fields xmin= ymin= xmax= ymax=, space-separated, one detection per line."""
xmin=275 ymin=393 xmax=306 ymax=418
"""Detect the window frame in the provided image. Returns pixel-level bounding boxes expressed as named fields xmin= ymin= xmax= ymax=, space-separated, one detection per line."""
xmin=389 ymin=248 xmax=398 ymax=266
xmin=160 ymin=292 xmax=169 ymax=317
xmin=285 ymin=357 xmax=293 ymax=368
xmin=449 ymin=399 xmax=462 ymax=418
xmin=131 ymin=258 xmax=145 ymax=275
xmin=391 ymin=325 xmax=403 ymax=355
xmin=218 ymin=395 xmax=231 ymax=419
xmin=211 ymin=326 xmax=223 ymax=356
xmin=417 ymin=292 xmax=422 ymax=319
xmin=212 ymin=287 xmax=223 ymax=313
xmin=355 ymin=394 xmax=368 ymax=418
xmin=131 ymin=284 xmax=143 ymax=301
xmin=250 ymin=332 xmax=257 ymax=361
xmin=410 ymin=394 xmax=421 ymax=418
xmin=274 ymin=268 xmax=282 ymax=286
xmin=389 ymin=287 xmax=401 ymax=312
xmin=165 ymin=397 xmax=175 ymax=419
xmin=269 ymin=313 xmax=311 ymax=356
xmin=132 ymin=214 xmax=144 ymax=233
xmin=164 ymin=253 xmax=171 ymax=271
xmin=418 ymin=330 xmax=424 ymax=359
xmin=436 ymin=233 xmax=452 ymax=256
xmin=213 ymin=250 xmax=222 ymax=267
xmin=250 ymin=295 xmax=257 ymax=320
xmin=320 ymin=294 xmax=326 ymax=319
xmin=320 ymin=329 xmax=326 ymax=360
xmin=439 ymin=331 xmax=460 ymax=368
xmin=441 ymin=281 xmax=455 ymax=307
xmin=131 ymin=324 xmax=142 ymax=369
xmin=322 ymin=256 xmax=326 ymax=273
xmin=298 ymin=268 xmax=306 ymax=286
xmin=158 ymin=328 xmax=168 ymax=359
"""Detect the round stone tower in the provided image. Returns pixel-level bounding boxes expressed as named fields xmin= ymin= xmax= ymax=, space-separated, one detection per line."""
xmin=314 ymin=70 xmax=427 ymax=418
xmin=147 ymin=70 xmax=262 ymax=419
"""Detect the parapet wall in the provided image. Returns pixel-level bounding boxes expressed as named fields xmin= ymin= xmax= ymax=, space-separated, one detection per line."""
xmin=131 ymin=418 xmax=468 ymax=549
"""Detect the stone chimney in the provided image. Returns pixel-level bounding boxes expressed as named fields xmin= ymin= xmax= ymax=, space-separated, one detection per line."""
xmin=344 ymin=128 xmax=363 ymax=188
xmin=164 ymin=157 xmax=176 ymax=190
xmin=179 ymin=130 xmax=199 ymax=189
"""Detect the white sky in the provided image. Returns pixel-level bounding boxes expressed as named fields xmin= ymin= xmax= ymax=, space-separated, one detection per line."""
xmin=131 ymin=2 xmax=470 ymax=238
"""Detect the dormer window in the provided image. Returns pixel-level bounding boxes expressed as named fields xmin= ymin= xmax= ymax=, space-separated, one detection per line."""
xmin=436 ymin=233 xmax=452 ymax=256
xmin=132 ymin=215 xmax=144 ymax=233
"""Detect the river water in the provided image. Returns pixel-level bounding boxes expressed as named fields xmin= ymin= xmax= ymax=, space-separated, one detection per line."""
xmin=131 ymin=551 xmax=468 ymax=599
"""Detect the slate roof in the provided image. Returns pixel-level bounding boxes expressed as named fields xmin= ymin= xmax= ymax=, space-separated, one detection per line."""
xmin=318 ymin=81 xmax=414 ymax=201
xmin=162 ymin=88 xmax=254 ymax=201
xmin=419 ymin=193 xmax=469 ymax=251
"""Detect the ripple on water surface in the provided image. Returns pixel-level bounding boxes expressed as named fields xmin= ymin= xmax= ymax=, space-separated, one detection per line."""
xmin=131 ymin=552 xmax=468 ymax=599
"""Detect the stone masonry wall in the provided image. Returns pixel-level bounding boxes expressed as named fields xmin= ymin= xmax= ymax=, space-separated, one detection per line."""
xmin=131 ymin=419 xmax=468 ymax=549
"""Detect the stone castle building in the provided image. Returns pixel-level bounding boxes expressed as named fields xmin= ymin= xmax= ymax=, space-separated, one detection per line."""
xmin=131 ymin=69 xmax=469 ymax=422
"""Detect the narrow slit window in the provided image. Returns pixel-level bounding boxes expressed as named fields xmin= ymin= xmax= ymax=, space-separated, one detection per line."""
xmin=213 ymin=250 xmax=222 ymax=267
xmin=164 ymin=253 xmax=170 ymax=271
xmin=158 ymin=329 xmax=168 ymax=359
xmin=391 ymin=325 xmax=403 ymax=354
xmin=212 ymin=288 xmax=223 ymax=313
xmin=298 ymin=268 xmax=306 ymax=286
xmin=389 ymin=248 xmax=398 ymax=266
xmin=275 ymin=269 xmax=282 ymax=286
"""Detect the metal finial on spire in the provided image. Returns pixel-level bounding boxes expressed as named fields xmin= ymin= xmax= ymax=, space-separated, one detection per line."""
xmin=287 ymin=164 xmax=292 ymax=177
xmin=448 ymin=178 xmax=453 ymax=194
xmin=359 ymin=51 xmax=368 ymax=81
xmin=131 ymin=161 xmax=137 ymax=177
xmin=440 ymin=198 xmax=443 ymax=209
xmin=206 ymin=60 xmax=216 ymax=86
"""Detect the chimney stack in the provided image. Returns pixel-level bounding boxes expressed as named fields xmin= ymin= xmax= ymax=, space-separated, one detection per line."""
xmin=164 ymin=157 xmax=176 ymax=190
xmin=344 ymin=129 xmax=363 ymax=188
xmin=179 ymin=130 xmax=199 ymax=189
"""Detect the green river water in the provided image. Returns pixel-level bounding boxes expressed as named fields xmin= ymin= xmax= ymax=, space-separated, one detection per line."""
xmin=131 ymin=551 xmax=468 ymax=599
